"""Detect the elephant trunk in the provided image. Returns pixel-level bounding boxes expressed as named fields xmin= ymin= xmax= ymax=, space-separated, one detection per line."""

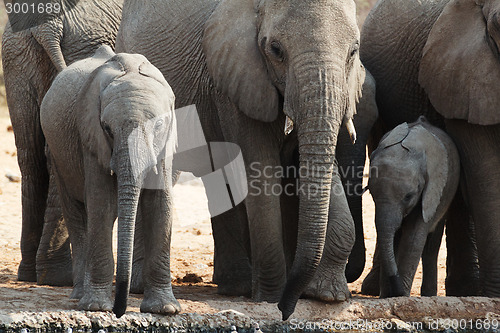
xmin=112 ymin=144 xmax=143 ymax=318
xmin=279 ymin=65 xmax=343 ymax=320
xmin=375 ymin=207 xmax=405 ymax=298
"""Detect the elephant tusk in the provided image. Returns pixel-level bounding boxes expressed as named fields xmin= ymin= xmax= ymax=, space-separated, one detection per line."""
xmin=346 ymin=118 xmax=357 ymax=144
xmin=110 ymin=170 xmax=115 ymax=176
xmin=284 ymin=116 xmax=294 ymax=135
xmin=153 ymin=165 xmax=158 ymax=175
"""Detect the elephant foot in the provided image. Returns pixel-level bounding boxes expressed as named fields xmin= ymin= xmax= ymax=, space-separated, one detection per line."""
xmin=70 ymin=284 xmax=84 ymax=300
xmin=141 ymin=287 xmax=181 ymax=315
xmin=252 ymin=288 xmax=282 ymax=303
xmin=17 ymin=261 xmax=37 ymax=282
xmin=251 ymin=273 xmax=286 ymax=303
xmin=217 ymin=278 xmax=252 ymax=297
xmin=303 ymin=268 xmax=351 ymax=302
xmin=214 ymin=259 xmax=252 ymax=297
xmin=130 ymin=261 xmax=144 ymax=294
xmin=361 ymin=268 xmax=380 ymax=296
xmin=78 ymin=287 xmax=113 ymax=312
xmin=445 ymin=273 xmax=480 ymax=297
xmin=36 ymin=263 xmax=73 ymax=287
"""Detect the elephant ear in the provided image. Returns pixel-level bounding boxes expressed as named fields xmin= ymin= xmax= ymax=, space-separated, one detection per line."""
xmin=202 ymin=0 xmax=280 ymax=122
xmin=419 ymin=0 xmax=500 ymax=125
xmin=371 ymin=122 xmax=410 ymax=160
xmin=77 ymin=46 xmax=120 ymax=171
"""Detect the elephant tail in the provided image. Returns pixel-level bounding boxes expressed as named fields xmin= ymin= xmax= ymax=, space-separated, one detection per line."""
xmin=31 ymin=20 xmax=67 ymax=72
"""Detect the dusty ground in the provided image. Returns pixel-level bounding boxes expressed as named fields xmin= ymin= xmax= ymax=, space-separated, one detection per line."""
xmin=0 ymin=106 xmax=499 ymax=331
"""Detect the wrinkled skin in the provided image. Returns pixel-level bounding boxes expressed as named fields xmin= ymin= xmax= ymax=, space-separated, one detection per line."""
xmin=40 ymin=46 xmax=180 ymax=317
xmin=360 ymin=0 xmax=500 ymax=297
xmin=1 ymin=0 xmax=123 ymax=286
xmin=367 ymin=117 xmax=459 ymax=297
xmin=340 ymin=70 xmax=378 ymax=283
xmin=117 ymin=0 xmax=364 ymax=319
xmin=281 ymin=70 xmax=378 ymax=293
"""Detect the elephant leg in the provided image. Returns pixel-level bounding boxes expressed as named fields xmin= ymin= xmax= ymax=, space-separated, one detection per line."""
xmin=336 ymin=70 xmax=378 ymax=283
xmin=130 ymin=209 xmax=145 ymax=294
xmin=444 ymin=190 xmax=480 ymax=296
xmin=36 ymin=155 xmax=72 ymax=287
xmin=139 ymin=189 xmax=181 ymax=315
xmin=361 ymin=243 xmax=380 ymax=296
xmin=78 ymin=167 xmax=115 ymax=311
xmin=10 ymin=103 xmax=49 ymax=283
xmin=3 ymin=44 xmax=58 ymax=283
xmin=303 ymin=163 xmax=355 ymax=302
xmin=211 ymin=202 xmax=252 ymax=297
xmin=245 ymin=158 xmax=286 ymax=301
xmin=421 ymin=218 xmax=445 ymax=296
xmin=445 ymin=119 xmax=500 ymax=297
xmin=281 ymin=175 xmax=299 ymax=273
xmin=215 ymin=99 xmax=286 ymax=302
xmin=336 ymin=128 xmax=367 ymax=284
xmin=54 ymin=169 xmax=87 ymax=300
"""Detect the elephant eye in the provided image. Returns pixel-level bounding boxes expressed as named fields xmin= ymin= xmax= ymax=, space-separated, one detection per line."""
xmin=349 ymin=41 xmax=360 ymax=59
xmin=403 ymin=193 xmax=414 ymax=202
xmin=269 ymin=41 xmax=285 ymax=61
xmin=154 ymin=119 xmax=164 ymax=132
xmin=103 ymin=123 xmax=113 ymax=139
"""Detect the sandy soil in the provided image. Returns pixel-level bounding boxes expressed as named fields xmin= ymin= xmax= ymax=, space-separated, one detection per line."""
xmin=0 ymin=107 xmax=499 ymax=330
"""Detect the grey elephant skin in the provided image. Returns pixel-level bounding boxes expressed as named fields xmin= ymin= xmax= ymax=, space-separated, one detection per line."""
xmin=117 ymin=0 xmax=364 ymax=319
xmin=361 ymin=0 xmax=500 ymax=297
xmin=367 ymin=117 xmax=459 ymax=298
xmin=40 ymin=46 xmax=180 ymax=317
xmin=2 ymin=0 xmax=123 ymax=286
xmin=280 ymin=69 xmax=378 ymax=298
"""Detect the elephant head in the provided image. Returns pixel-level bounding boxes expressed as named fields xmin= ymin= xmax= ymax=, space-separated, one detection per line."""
xmin=76 ymin=48 xmax=176 ymax=316
xmin=368 ymin=118 xmax=459 ymax=297
xmin=202 ymin=0 xmax=364 ymax=319
xmin=419 ymin=0 xmax=500 ymax=125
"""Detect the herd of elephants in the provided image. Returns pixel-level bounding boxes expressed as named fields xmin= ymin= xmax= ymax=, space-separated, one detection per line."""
xmin=2 ymin=0 xmax=499 ymax=321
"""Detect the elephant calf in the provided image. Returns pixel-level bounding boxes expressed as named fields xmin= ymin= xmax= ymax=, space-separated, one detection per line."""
xmin=40 ymin=45 xmax=179 ymax=317
xmin=365 ymin=116 xmax=460 ymax=298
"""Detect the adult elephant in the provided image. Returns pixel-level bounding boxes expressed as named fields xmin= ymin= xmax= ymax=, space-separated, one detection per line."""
xmin=2 ymin=0 xmax=123 ymax=285
xmin=360 ymin=0 xmax=500 ymax=297
xmin=117 ymin=0 xmax=364 ymax=319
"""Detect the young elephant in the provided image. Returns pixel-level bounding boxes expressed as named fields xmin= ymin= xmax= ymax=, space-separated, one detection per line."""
xmin=366 ymin=116 xmax=460 ymax=298
xmin=40 ymin=45 xmax=179 ymax=317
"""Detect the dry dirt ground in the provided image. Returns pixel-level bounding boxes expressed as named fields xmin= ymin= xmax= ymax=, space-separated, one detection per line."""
xmin=0 ymin=107 xmax=499 ymax=331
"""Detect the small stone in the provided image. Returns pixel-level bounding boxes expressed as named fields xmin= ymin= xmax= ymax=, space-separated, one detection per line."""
xmin=5 ymin=172 xmax=20 ymax=183
xmin=231 ymin=325 xmax=238 ymax=333
xmin=252 ymin=322 xmax=263 ymax=333
xmin=20 ymin=329 xmax=28 ymax=333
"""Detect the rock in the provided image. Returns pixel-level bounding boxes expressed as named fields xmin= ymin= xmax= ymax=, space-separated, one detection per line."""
xmin=176 ymin=273 xmax=203 ymax=284
xmin=5 ymin=172 xmax=20 ymax=183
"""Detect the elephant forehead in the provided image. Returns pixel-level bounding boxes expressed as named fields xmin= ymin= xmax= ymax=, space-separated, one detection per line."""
xmin=102 ymin=76 xmax=174 ymax=107
xmin=371 ymin=148 xmax=422 ymax=179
